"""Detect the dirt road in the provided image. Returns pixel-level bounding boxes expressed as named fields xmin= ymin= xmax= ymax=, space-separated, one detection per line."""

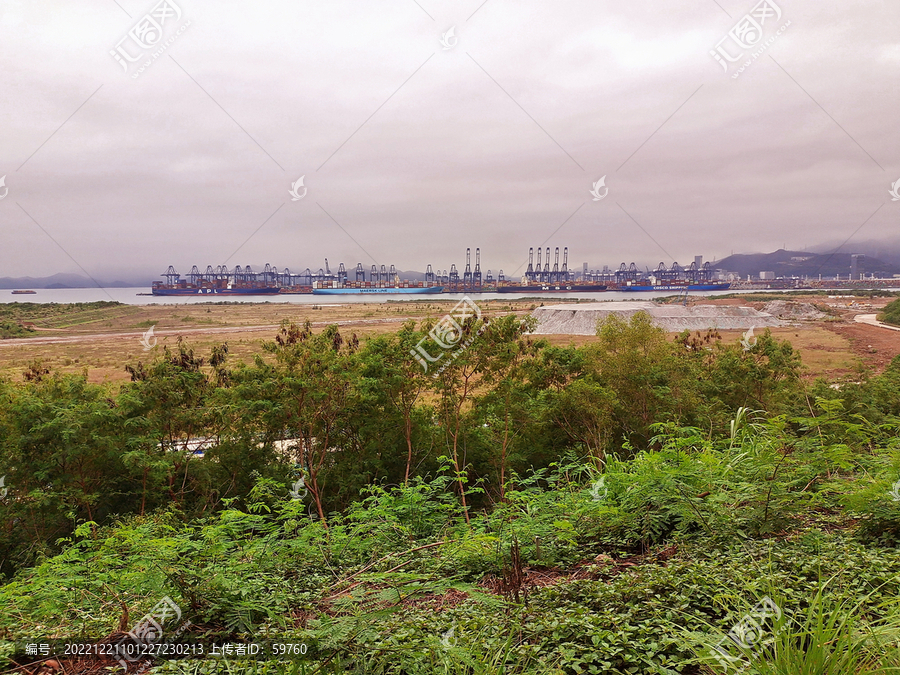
xmin=854 ymin=314 xmax=900 ymax=332
xmin=0 ymin=317 xmax=413 ymax=348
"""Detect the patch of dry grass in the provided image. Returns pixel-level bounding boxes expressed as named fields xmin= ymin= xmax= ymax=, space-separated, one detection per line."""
xmin=0 ymin=300 xmax=536 ymax=385
xmin=718 ymin=326 xmax=858 ymax=379
xmin=0 ymin=300 xmax=870 ymax=385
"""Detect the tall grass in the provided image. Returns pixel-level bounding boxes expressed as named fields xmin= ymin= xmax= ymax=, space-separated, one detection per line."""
xmin=686 ymin=580 xmax=900 ymax=675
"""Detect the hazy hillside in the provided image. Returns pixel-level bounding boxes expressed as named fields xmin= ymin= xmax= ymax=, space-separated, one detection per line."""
xmin=809 ymin=238 xmax=900 ymax=267
xmin=0 ymin=273 xmax=151 ymax=289
xmin=714 ymin=249 xmax=900 ymax=278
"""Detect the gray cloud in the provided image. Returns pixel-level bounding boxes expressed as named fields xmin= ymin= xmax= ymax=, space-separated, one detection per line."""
xmin=1 ymin=0 xmax=898 ymax=282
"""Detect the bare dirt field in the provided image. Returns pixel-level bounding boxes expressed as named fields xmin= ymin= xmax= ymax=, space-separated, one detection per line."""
xmin=671 ymin=294 xmax=900 ymax=378
xmin=0 ymin=300 xmax=537 ymax=384
xmin=1 ymin=294 xmax=898 ymax=385
xmin=820 ymin=322 xmax=900 ymax=375
xmin=533 ymin=293 xmax=900 ymax=382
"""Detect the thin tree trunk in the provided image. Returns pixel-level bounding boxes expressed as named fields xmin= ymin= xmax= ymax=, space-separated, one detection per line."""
xmin=500 ymin=386 xmax=510 ymax=502
xmin=452 ymin=412 xmax=470 ymax=526
xmin=140 ymin=466 xmax=148 ymax=516
xmin=404 ymin=409 xmax=413 ymax=484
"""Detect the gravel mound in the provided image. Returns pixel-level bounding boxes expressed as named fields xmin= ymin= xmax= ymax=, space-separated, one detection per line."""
xmin=532 ymin=302 xmax=784 ymax=335
xmin=762 ymin=300 xmax=827 ymax=320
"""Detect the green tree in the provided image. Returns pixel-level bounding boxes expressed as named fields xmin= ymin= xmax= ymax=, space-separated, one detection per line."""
xmin=588 ymin=312 xmax=686 ymax=451
xmin=547 ymin=378 xmax=618 ymax=468
xmin=120 ymin=338 xmax=223 ymax=513
xmin=358 ymin=320 xmax=432 ymax=483
xmin=262 ymin=321 xmax=357 ymax=524
xmin=0 ymin=372 xmax=126 ymax=574
xmin=469 ymin=315 xmax=539 ymax=500
xmin=429 ymin=307 xmax=492 ymax=525
xmin=705 ymin=329 xmax=803 ymax=413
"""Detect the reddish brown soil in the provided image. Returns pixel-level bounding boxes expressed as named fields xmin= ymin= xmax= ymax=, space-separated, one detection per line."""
xmin=317 ymin=583 xmax=471 ymax=618
xmin=478 ymin=545 xmax=678 ymax=596
xmin=822 ymin=322 xmax=900 ymax=373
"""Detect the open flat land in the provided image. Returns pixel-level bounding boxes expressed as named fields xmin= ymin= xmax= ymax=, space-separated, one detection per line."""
xmin=0 ymin=299 xmax=537 ymax=384
xmin=1 ymin=293 xmax=898 ymax=385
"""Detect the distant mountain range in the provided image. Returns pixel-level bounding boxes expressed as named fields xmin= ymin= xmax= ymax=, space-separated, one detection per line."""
xmin=713 ymin=249 xmax=900 ymax=278
xmin=0 ymin=273 xmax=152 ymax=290
xmin=807 ymin=238 xmax=900 ymax=268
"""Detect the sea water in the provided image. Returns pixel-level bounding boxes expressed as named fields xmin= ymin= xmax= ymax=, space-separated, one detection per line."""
xmin=0 ymin=287 xmax=786 ymax=306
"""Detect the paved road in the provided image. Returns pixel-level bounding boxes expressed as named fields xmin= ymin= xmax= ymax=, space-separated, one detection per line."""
xmin=854 ymin=314 xmax=900 ymax=332
xmin=0 ymin=317 xmax=413 ymax=348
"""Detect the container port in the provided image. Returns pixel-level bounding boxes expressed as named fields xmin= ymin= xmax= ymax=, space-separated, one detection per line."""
xmin=149 ymin=249 xmax=731 ymax=296
xmin=155 ymin=245 xmax=900 ymax=295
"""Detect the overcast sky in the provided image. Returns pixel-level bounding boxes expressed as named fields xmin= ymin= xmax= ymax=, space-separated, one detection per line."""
xmin=1 ymin=0 xmax=898 ymax=281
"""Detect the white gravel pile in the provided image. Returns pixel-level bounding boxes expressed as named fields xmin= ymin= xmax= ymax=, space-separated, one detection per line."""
xmin=762 ymin=300 xmax=827 ymax=320
xmin=532 ymin=302 xmax=785 ymax=335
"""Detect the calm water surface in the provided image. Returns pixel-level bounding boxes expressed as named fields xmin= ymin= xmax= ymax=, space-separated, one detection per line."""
xmin=0 ymin=287 xmax=803 ymax=306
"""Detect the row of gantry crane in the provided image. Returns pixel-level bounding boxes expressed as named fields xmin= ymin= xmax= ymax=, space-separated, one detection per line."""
xmin=159 ymin=246 xmax=715 ymax=289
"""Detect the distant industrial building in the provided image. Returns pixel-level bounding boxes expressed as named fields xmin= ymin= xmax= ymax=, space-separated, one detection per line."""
xmin=851 ymin=254 xmax=864 ymax=281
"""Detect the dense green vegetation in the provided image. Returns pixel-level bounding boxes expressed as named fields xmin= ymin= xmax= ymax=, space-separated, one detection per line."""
xmin=0 ymin=301 xmax=123 ymax=322
xmin=3 ymin=310 xmax=900 ymax=673
xmin=0 ymin=322 xmax=35 ymax=339
xmin=0 ymin=301 xmax=130 ymax=335
xmin=882 ymin=297 xmax=900 ymax=327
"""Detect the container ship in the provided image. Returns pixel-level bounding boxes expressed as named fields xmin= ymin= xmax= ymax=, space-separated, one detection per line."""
xmin=311 ymin=263 xmax=444 ymax=294
xmin=620 ymin=281 xmax=731 ymax=292
xmin=496 ymin=283 xmax=607 ymax=293
xmin=607 ymin=260 xmax=730 ymax=292
xmin=152 ymin=284 xmax=280 ymax=296
xmin=313 ymin=285 xmax=444 ymax=295
xmin=152 ymin=266 xmax=281 ymax=296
